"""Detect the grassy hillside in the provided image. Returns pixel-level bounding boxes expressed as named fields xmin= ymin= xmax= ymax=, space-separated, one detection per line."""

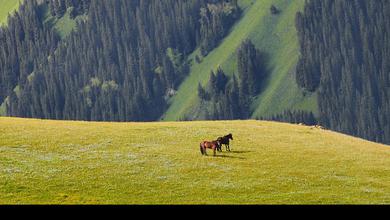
xmin=0 ymin=117 xmax=389 ymax=204
xmin=163 ymin=0 xmax=317 ymax=121
xmin=0 ymin=0 xmax=20 ymax=25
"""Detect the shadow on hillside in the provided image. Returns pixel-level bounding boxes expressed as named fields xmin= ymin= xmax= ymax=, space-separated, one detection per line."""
xmin=227 ymin=150 xmax=252 ymax=154
xmin=213 ymin=154 xmax=246 ymax=160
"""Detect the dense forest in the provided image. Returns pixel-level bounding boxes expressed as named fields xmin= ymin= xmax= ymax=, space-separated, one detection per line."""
xmin=0 ymin=0 xmax=60 ymax=110
xmin=296 ymin=0 xmax=390 ymax=144
xmin=0 ymin=0 xmax=240 ymax=121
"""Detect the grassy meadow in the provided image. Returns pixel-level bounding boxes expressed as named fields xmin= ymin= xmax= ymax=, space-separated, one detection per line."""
xmin=0 ymin=117 xmax=389 ymax=204
xmin=0 ymin=0 xmax=19 ymax=25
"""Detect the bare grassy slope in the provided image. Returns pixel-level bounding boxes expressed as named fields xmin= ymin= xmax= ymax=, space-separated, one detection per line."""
xmin=1 ymin=117 xmax=389 ymax=204
xmin=0 ymin=0 xmax=19 ymax=25
xmin=164 ymin=0 xmax=317 ymax=121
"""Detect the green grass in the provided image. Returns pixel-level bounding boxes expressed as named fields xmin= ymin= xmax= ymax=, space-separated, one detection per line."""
xmin=0 ymin=0 xmax=20 ymax=26
xmin=249 ymin=0 xmax=318 ymax=117
xmin=1 ymin=117 xmax=389 ymax=204
xmin=163 ymin=0 xmax=316 ymax=121
xmin=53 ymin=10 xmax=77 ymax=39
xmin=42 ymin=5 xmax=84 ymax=39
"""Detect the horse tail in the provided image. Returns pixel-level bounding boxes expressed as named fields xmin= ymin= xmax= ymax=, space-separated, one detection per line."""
xmin=200 ymin=143 xmax=204 ymax=155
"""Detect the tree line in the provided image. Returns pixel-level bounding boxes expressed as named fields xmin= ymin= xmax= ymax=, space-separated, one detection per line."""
xmin=49 ymin=0 xmax=91 ymax=18
xmin=259 ymin=110 xmax=317 ymax=126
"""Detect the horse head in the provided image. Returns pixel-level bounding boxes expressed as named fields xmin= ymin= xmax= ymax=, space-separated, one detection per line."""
xmin=228 ymin=133 xmax=233 ymax=140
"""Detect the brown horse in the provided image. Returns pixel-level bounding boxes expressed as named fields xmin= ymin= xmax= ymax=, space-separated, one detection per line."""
xmin=200 ymin=140 xmax=220 ymax=156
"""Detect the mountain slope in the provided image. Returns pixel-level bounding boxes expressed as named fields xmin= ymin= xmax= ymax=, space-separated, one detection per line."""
xmin=163 ymin=0 xmax=317 ymax=121
xmin=0 ymin=0 xmax=19 ymax=25
xmin=0 ymin=117 xmax=389 ymax=204
xmin=0 ymin=0 xmax=318 ymax=122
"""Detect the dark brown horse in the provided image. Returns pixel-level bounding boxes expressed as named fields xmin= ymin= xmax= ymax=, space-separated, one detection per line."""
xmin=200 ymin=140 xmax=220 ymax=156
xmin=217 ymin=133 xmax=233 ymax=151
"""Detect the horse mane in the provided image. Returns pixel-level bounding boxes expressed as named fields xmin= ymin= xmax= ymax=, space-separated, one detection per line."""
xmin=223 ymin=133 xmax=233 ymax=140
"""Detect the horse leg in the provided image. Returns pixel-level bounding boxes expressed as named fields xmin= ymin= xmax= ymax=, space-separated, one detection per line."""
xmin=213 ymin=147 xmax=216 ymax=157
xmin=200 ymin=144 xmax=204 ymax=155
